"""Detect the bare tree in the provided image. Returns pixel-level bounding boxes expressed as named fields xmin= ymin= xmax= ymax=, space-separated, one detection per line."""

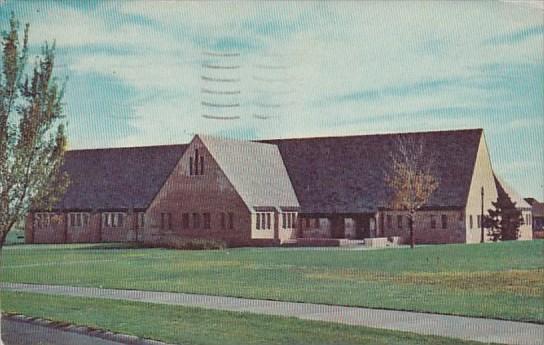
xmin=385 ymin=136 xmax=439 ymax=248
xmin=0 ymin=13 xmax=68 ymax=248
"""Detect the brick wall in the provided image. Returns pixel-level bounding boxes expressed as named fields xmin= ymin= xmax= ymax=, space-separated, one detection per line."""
xmin=144 ymin=137 xmax=253 ymax=246
xmin=378 ymin=210 xmax=465 ymax=244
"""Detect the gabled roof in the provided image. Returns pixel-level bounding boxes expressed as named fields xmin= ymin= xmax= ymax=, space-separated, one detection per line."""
xmin=259 ymin=129 xmax=483 ymax=214
xmin=494 ymin=174 xmax=532 ymax=210
xmin=53 ymin=144 xmax=188 ymax=211
xmin=198 ymin=135 xmax=299 ymax=211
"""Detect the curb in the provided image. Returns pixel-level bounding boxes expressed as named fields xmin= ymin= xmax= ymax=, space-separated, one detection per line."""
xmin=2 ymin=313 xmax=174 ymax=345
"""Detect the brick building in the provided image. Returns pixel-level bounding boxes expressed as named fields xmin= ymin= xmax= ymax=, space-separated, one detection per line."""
xmin=26 ymin=128 xmax=532 ymax=246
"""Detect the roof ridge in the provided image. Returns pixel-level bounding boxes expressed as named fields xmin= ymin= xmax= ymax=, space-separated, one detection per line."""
xmin=257 ymin=128 xmax=483 ymax=142
xmin=67 ymin=143 xmax=188 ymax=153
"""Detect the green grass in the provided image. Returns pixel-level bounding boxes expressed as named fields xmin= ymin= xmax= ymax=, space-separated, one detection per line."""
xmin=0 ymin=291 xmax=498 ymax=345
xmin=1 ymin=241 xmax=543 ymax=323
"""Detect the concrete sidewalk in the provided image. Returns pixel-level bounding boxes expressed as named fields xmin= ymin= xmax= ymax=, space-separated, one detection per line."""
xmin=1 ymin=282 xmax=543 ymax=345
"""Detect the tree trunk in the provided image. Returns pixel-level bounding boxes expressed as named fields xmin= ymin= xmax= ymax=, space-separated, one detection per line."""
xmin=0 ymin=220 xmax=16 ymax=249
xmin=0 ymin=229 xmax=9 ymax=250
xmin=409 ymin=214 xmax=415 ymax=249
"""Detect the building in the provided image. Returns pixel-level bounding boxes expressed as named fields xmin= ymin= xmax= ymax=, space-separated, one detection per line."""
xmin=524 ymin=198 xmax=544 ymax=231
xmin=25 ymin=128 xmax=532 ymax=246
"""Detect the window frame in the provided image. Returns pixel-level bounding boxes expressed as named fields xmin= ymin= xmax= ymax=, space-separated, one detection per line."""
xmin=203 ymin=213 xmax=211 ymax=229
xmin=228 ymin=212 xmax=234 ymax=230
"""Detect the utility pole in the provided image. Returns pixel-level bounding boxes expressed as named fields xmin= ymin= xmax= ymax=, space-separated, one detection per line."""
xmin=480 ymin=186 xmax=485 ymax=243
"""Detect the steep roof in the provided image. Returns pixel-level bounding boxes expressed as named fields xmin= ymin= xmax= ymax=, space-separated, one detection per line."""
xmin=494 ymin=174 xmax=532 ymax=210
xmin=259 ymin=129 xmax=483 ymax=214
xmin=198 ymin=135 xmax=299 ymax=211
xmin=53 ymin=144 xmax=188 ymax=211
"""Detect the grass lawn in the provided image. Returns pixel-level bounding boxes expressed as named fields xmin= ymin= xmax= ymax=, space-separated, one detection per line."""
xmin=1 ymin=241 xmax=543 ymax=323
xmin=0 ymin=291 xmax=498 ymax=345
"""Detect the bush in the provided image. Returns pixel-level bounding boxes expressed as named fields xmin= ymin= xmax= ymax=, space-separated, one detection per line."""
xmin=153 ymin=237 xmax=227 ymax=250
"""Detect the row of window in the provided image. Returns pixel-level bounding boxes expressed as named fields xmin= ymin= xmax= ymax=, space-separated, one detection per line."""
xmin=282 ymin=213 xmax=297 ymax=229
xmin=162 ymin=212 xmax=235 ymax=230
xmin=255 ymin=212 xmax=297 ymax=230
xmin=468 ymin=213 xmax=531 ymax=229
xmin=256 ymin=212 xmax=272 ymax=230
xmin=34 ymin=213 xmax=54 ymax=229
xmin=70 ymin=212 xmax=90 ymax=227
xmin=386 ymin=214 xmax=448 ymax=230
xmin=102 ymin=212 xmax=125 ymax=228
xmin=34 ymin=212 xmax=143 ymax=229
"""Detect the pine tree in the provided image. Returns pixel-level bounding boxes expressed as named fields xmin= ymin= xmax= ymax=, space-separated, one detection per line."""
xmin=486 ymin=188 xmax=523 ymax=241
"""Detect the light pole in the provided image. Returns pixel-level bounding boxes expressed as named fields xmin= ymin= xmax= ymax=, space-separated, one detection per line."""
xmin=480 ymin=186 xmax=484 ymax=243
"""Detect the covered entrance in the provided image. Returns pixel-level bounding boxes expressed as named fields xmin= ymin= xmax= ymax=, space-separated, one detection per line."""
xmin=330 ymin=213 xmax=377 ymax=239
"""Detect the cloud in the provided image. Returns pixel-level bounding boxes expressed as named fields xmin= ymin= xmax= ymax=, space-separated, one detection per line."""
xmin=5 ymin=1 xmax=542 ymax=198
xmin=484 ymin=25 xmax=544 ymax=45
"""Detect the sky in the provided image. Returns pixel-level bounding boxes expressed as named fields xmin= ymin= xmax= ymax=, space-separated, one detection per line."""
xmin=1 ymin=1 xmax=543 ymax=199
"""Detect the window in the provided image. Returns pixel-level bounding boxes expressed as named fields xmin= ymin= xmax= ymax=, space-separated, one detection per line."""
xmin=441 ymin=214 xmax=448 ymax=229
xmin=477 ymin=215 xmax=481 ymax=228
xmin=135 ymin=212 xmax=145 ymax=229
xmin=115 ymin=213 xmax=124 ymax=227
xmin=69 ymin=212 xmax=90 ymax=227
xmin=35 ymin=213 xmax=53 ymax=228
xmin=397 ymin=215 xmax=403 ymax=229
xmin=102 ymin=212 xmax=124 ymax=228
xmin=469 ymin=215 xmax=473 ymax=229
xmin=182 ymin=213 xmax=189 ymax=229
xmin=220 ymin=213 xmax=226 ymax=230
xmin=203 ymin=213 xmax=211 ymax=229
xmin=228 ymin=212 xmax=234 ymax=229
xmin=189 ymin=149 xmax=205 ymax=176
xmin=430 ymin=215 xmax=436 ymax=229
xmin=160 ymin=213 xmax=171 ymax=230
xmin=192 ymin=213 xmax=200 ymax=229
xmin=256 ymin=213 xmax=271 ymax=230
xmin=306 ymin=218 xmax=310 ymax=228
xmin=189 ymin=149 xmax=204 ymax=176
xmin=195 ymin=149 xmax=199 ymax=175
xmin=386 ymin=215 xmax=392 ymax=229
xmin=282 ymin=213 xmax=287 ymax=229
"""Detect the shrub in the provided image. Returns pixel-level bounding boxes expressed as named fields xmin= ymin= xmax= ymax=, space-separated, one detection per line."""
xmin=155 ymin=237 xmax=227 ymax=250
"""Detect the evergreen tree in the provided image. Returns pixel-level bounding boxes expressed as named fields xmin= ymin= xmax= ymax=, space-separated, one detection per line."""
xmin=486 ymin=188 xmax=523 ymax=241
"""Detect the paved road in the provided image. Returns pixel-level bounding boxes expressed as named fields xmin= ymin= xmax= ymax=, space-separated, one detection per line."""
xmin=1 ymin=318 xmax=125 ymax=345
xmin=2 ymin=282 xmax=543 ymax=345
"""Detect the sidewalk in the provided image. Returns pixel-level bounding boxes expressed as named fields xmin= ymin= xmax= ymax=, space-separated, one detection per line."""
xmin=2 ymin=282 xmax=543 ymax=345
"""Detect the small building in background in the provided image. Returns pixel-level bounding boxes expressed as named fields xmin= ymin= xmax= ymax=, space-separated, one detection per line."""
xmin=525 ymin=198 xmax=544 ymax=238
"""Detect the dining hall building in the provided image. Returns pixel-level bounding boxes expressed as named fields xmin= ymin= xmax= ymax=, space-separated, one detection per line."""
xmin=25 ymin=128 xmax=533 ymax=246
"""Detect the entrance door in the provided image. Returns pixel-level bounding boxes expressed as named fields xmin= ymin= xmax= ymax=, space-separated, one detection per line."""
xmin=356 ymin=215 xmax=371 ymax=239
